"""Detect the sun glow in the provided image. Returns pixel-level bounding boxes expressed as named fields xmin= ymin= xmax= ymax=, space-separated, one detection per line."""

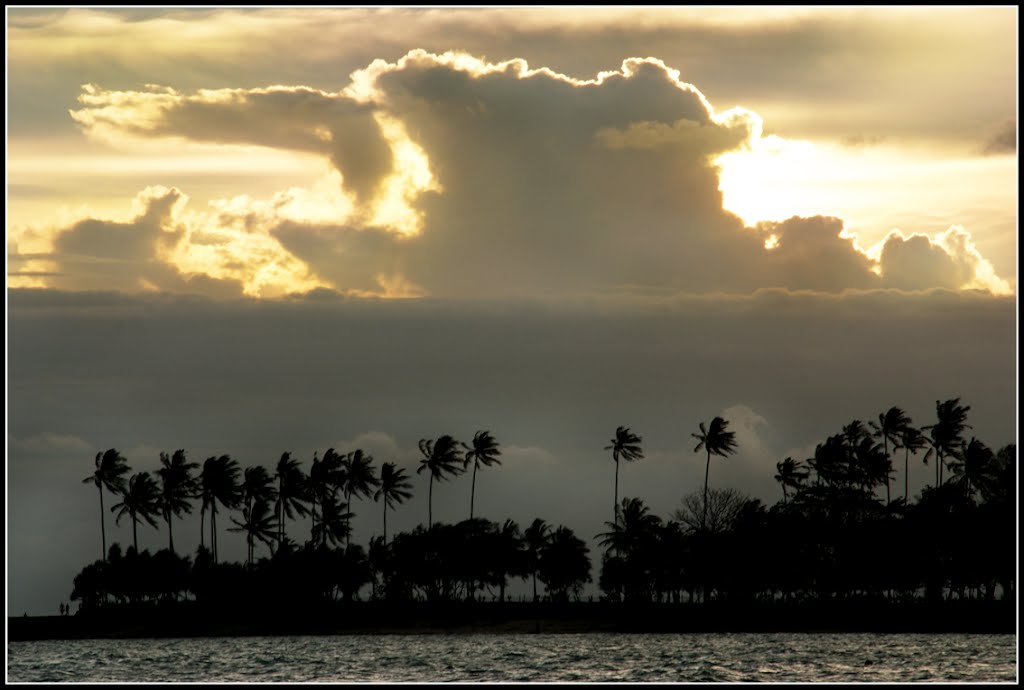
xmin=715 ymin=135 xmax=822 ymax=226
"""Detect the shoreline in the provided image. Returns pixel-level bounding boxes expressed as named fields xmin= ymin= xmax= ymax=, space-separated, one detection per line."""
xmin=9 ymin=600 xmax=1015 ymax=640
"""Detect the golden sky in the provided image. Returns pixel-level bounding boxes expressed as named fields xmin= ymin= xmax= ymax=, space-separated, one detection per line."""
xmin=7 ymin=6 xmax=1017 ymax=298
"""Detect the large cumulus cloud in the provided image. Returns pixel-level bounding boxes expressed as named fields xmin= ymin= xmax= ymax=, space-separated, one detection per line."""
xmin=52 ymin=50 xmax=1014 ymax=298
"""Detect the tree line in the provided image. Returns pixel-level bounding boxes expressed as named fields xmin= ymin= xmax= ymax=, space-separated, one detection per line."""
xmin=71 ymin=398 xmax=1015 ymax=612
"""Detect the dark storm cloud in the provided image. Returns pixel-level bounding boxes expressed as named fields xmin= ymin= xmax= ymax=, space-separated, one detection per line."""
xmin=8 ymin=288 xmax=1016 ymax=614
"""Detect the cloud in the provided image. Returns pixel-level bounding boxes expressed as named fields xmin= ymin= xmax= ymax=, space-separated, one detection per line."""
xmin=875 ymin=226 xmax=1012 ymax=295
xmin=31 ymin=50 xmax=1016 ymax=299
xmin=71 ymin=84 xmax=393 ymax=205
xmin=12 ymin=432 xmax=92 ymax=455
xmin=982 ymin=118 xmax=1015 ymax=155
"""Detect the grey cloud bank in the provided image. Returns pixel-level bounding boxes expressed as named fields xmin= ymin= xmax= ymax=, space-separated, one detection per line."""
xmin=8 ymin=288 xmax=1015 ymax=615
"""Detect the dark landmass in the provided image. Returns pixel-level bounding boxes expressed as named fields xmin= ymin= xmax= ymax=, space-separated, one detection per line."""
xmin=9 ymin=600 xmax=1015 ymax=641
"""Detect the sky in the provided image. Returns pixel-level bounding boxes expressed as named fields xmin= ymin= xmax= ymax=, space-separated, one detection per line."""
xmin=6 ymin=6 xmax=1018 ymax=615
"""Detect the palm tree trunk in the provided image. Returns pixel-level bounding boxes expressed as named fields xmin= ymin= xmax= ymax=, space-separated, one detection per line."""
xmin=883 ymin=438 xmax=890 ymax=505
xmin=470 ymin=462 xmax=477 ymax=520
xmin=703 ymin=449 xmax=711 ymax=531
xmin=428 ymin=475 xmax=434 ymax=529
xmin=98 ymin=485 xmax=107 ymax=562
xmin=533 ymin=571 xmax=538 ymax=602
xmin=782 ymin=485 xmax=788 ymax=504
xmin=167 ymin=511 xmax=175 ymax=554
xmin=383 ymin=502 xmax=388 ymax=546
xmin=904 ymin=447 xmax=910 ymax=503
xmin=200 ymin=505 xmax=206 ymax=550
xmin=613 ymin=458 xmax=619 ymax=527
xmin=132 ymin=516 xmax=138 ymax=553
xmin=211 ymin=506 xmax=217 ymax=563
xmin=346 ymin=489 xmax=352 ymax=549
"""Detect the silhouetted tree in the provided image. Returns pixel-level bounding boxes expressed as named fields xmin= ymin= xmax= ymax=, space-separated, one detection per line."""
xmin=374 ymin=462 xmax=413 ymax=545
xmin=83 ymin=449 xmax=130 ymax=562
xmin=229 ymin=499 xmax=277 ymax=566
xmin=923 ymin=398 xmax=971 ymax=487
xmin=341 ymin=449 xmax=379 ymax=547
xmin=417 ymin=435 xmax=463 ymax=528
xmin=199 ymin=455 xmax=242 ymax=563
xmin=312 ymin=492 xmax=352 ymax=548
xmin=605 ymin=426 xmax=643 ymax=528
xmin=774 ymin=457 xmax=809 ymax=504
xmin=462 ymin=430 xmax=502 ymax=520
xmin=692 ymin=416 xmax=738 ymax=531
xmin=894 ymin=422 xmax=927 ymax=503
xmin=870 ymin=407 xmax=912 ymax=504
xmin=538 ymin=526 xmax=591 ymax=602
xmin=523 ymin=518 xmax=551 ymax=602
xmin=308 ymin=449 xmax=343 ymax=544
xmin=110 ymin=472 xmax=161 ymax=553
xmin=948 ymin=437 xmax=997 ymax=500
xmin=274 ymin=452 xmax=309 ymax=547
xmin=157 ymin=449 xmax=198 ymax=554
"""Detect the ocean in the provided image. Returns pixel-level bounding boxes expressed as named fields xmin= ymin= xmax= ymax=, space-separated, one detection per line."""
xmin=6 ymin=632 xmax=1017 ymax=683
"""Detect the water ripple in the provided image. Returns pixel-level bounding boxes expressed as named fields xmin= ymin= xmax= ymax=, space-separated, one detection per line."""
xmin=7 ymin=632 xmax=1018 ymax=682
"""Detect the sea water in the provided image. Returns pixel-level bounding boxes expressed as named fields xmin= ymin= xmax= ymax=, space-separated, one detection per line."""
xmin=6 ymin=632 xmax=1017 ymax=683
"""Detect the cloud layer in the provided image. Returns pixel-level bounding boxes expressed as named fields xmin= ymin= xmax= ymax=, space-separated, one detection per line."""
xmin=6 ymin=51 xmax=1012 ymax=299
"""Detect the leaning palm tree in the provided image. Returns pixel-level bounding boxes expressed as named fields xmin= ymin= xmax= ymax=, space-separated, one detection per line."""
xmin=692 ymin=416 xmax=738 ymax=531
xmin=893 ymin=421 xmax=927 ymax=504
xmin=774 ymin=457 xmax=809 ymax=504
xmin=199 ymin=455 xmax=242 ymax=563
xmin=922 ymin=398 xmax=971 ymax=487
xmin=416 ymin=435 xmax=464 ymax=529
xmin=82 ymin=448 xmax=130 ymax=561
xmin=869 ymin=407 xmax=912 ymax=504
xmin=229 ymin=499 xmax=278 ymax=566
xmin=462 ymin=430 xmax=502 ymax=520
xmin=948 ymin=437 xmax=997 ymax=501
xmin=524 ymin=518 xmax=551 ymax=602
xmin=374 ymin=462 xmax=414 ymax=545
xmin=604 ymin=426 xmax=644 ymax=528
xmin=312 ymin=491 xmax=354 ymax=549
xmin=341 ymin=449 xmax=380 ymax=548
xmin=156 ymin=449 xmax=198 ymax=554
xmin=274 ymin=452 xmax=309 ymax=547
xmin=308 ymin=449 xmax=344 ymax=543
xmin=240 ymin=464 xmax=277 ymax=552
xmin=110 ymin=471 xmax=162 ymax=553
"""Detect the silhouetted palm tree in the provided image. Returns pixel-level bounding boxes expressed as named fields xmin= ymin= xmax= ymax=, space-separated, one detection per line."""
xmin=239 ymin=464 xmax=277 ymax=555
xmin=605 ymin=426 xmax=643 ymax=527
xmin=894 ymin=422 xmax=926 ymax=503
xmin=417 ymin=435 xmax=463 ymax=528
xmin=110 ymin=471 xmax=161 ymax=553
xmin=274 ymin=452 xmax=309 ymax=547
xmin=341 ymin=449 xmax=380 ymax=547
xmin=948 ymin=437 xmax=997 ymax=500
xmin=229 ymin=499 xmax=277 ymax=565
xmin=774 ymin=457 xmax=809 ymax=504
xmin=308 ymin=449 xmax=343 ymax=543
xmin=692 ymin=417 xmax=738 ymax=531
xmin=156 ymin=449 xmax=198 ymax=554
xmin=374 ymin=462 xmax=413 ymax=545
xmin=922 ymin=398 xmax=971 ymax=487
xmin=524 ymin=518 xmax=551 ymax=602
xmin=83 ymin=449 xmax=130 ymax=562
xmin=199 ymin=455 xmax=242 ymax=563
xmin=312 ymin=491 xmax=353 ymax=548
xmin=870 ymin=407 xmax=912 ymax=504
xmin=462 ymin=430 xmax=502 ymax=520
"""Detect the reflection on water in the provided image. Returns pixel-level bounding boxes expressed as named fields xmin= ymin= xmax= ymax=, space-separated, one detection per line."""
xmin=7 ymin=632 xmax=1017 ymax=683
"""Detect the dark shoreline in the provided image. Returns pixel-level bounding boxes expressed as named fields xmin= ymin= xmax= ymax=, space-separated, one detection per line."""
xmin=9 ymin=600 xmax=1015 ymax=641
